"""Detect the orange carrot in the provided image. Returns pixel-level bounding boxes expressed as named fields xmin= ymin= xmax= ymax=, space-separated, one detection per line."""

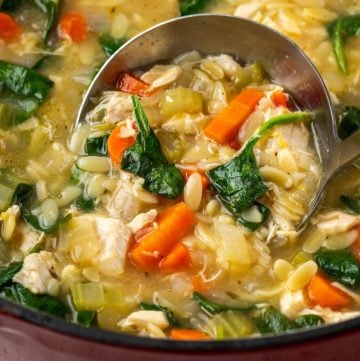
xmin=204 ymin=88 xmax=264 ymax=144
xmin=307 ymin=274 xmax=352 ymax=309
xmin=272 ymin=91 xmax=288 ymax=108
xmin=183 ymin=169 xmax=209 ymax=190
xmin=0 ymin=13 xmax=21 ymax=42
xmin=107 ymin=126 xmax=135 ymax=164
xmin=352 ymin=226 xmax=360 ymax=262
xmin=58 ymin=12 xmax=87 ymax=43
xmin=170 ymin=329 xmax=210 ymax=340
xmin=192 ymin=275 xmax=209 ymax=293
xmin=159 ymin=243 xmax=191 ymax=271
xmin=130 ymin=202 xmax=196 ymax=270
xmin=116 ymin=72 xmax=151 ymax=97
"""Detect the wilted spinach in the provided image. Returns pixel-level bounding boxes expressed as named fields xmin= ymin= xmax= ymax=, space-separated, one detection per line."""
xmin=180 ymin=0 xmax=212 ymax=16
xmin=340 ymin=195 xmax=360 ymax=215
xmin=140 ymin=302 xmax=181 ymax=327
xmin=0 ymin=262 xmax=23 ymax=288
xmin=338 ymin=106 xmax=360 ymax=140
xmin=99 ymin=34 xmax=126 ymax=57
xmin=122 ymin=96 xmax=184 ymax=199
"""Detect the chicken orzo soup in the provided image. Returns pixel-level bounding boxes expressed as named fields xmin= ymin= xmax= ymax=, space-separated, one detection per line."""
xmin=0 ymin=0 xmax=360 ymax=341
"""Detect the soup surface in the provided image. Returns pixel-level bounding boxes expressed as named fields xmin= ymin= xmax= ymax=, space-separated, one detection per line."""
xmin=0 ymin=0 xmax=360 ymax=341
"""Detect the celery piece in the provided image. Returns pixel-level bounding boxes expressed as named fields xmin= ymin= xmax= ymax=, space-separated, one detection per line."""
xmin=161 ymin=87 xmax=203 ymax=118
xmin=156 ymin=130 xmax=184 ymax=163
xmin=208 ymin=311 xmax=253 ymax=339
xmin=71 ymin=282 xmax=106 ymax=311
xmin=231 ymin=63 xmax=267 ymax=94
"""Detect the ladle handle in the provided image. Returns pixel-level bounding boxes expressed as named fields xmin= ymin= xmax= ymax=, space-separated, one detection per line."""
xmin=297 ymin=129 xmax=360 ymax=230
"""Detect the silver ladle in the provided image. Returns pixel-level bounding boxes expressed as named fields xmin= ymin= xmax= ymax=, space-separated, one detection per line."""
xmin=75 ymin=14 xmax=360 ymax=229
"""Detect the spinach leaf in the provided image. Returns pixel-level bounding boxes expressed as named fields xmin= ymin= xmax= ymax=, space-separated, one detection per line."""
xmin=315 ymin=249 xmax=360 ymax=288
xmin=207 ymin=112 xmax=313 ymax=215
xmin=180 ymin=0 xmax=211 ymax=16
xmin=77 ymin=310 xmax=96 ymax=327
xmin=294 ymin=314 xmax=324 ymax=328
xmin=0 ymin=60 xmax=53 ymax=127
xmin=255 ymin=307 xmax=324 ymax=334
xmin=328 ymin=15 xmax=360 ymax=74
xmin=340 ymin=195 xmax=360 ymax=215
xmin=99 ymin=34 xmax=126 ymax=57
xmin=140 ymin=302 xmax=181 ymax=327
xmin=255 ymin=306 xmax=296 ymax=334
xmin=12 ymin=283 xmax=68 ymax=317
xmin=1 ymin=0 xmax=22 ymax=10
xmin=338 ymin=106 xmax=360 ymax=140
xmin=192 ymin=292 xmax=255 ymax=315
xmin=0 ymin=262 xmax=23 ymax=288
xmin=237 ymin=202 xmax=270 ymax=231
xmin=22 ymin=208 xmax=71 ymax=234
xmin=122 ymin=96 xmax=184 ymax=199
xmin=74 ymin=193 xmax=94 ymax=213
xmin=32 ymin=0 xmax=61 ymax=43
xmin=85 ymin=135 xmax=109 ymax=156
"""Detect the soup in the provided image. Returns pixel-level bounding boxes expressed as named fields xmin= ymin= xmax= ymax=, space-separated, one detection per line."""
xmin=0 ymin=0 xmax=359 ymax=341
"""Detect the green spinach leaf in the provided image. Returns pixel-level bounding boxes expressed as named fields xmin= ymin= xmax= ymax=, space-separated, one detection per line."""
xmin=99 ymin=34 xmax=126 ymax=57
xmin=0 ymin=262 xmax=23 ymax=288
xmin=12 ymin=283 xmax=68 ymax=317
xmin=338 ymin=106 xmax=360 ymax=140
xmin=1 ymin=0 xmax=22 ymax=10
xmin=192 ymin=292 xmax=255 ymax=315
xmin=340 ymin=195 xmax=360 ymax=215
xmin=294 ymin=314 xmax=324 ymax=328
xmin=328 ymin=15 xmax=360 ymax=74
xmin=207 ymin=112 xmax=313 ymax=215
xmin=180 ymin=0 xmax=211 ymax=16
xmin=121 ymin=96 xmax=184 ymax=199
xmin=76 ymin=310 xmax=96 ymax=327
xmin=139 ymin=302 xmax=181 ymax=327
xmin=0 ymin=60 xmax=53 ymax=127
xmin=85 ymin=135 xmax=109 ymax=156
xmin=315 ymin=249 xmax=360 ymax=288
xmin=74 ymin=193 xmax=94 ymax=213
xmin=33 ymin=0 xmax=61 ymax=42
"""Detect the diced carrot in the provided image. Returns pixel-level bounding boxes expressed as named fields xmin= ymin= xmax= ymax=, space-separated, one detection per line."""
xmin=107 ymin=126 xmax=135 ymax=164
xmin=58 ymin=12 xmax=87 ymax=43
xmin=352 ymin=226 xmax=360 ymax=262
xmin=192 ymin=275 xmax=209 ymax=293
xmin=272 ymin=91 xmax=288 ymax=108
xmin=0 ymin=13 xmax=21 ymax=42
xmin=307 ymin=274 xmax=352 ymax=309
xmin=130 ymin=202 xmax=197 ymax=270
xmin=159 ymin=243 xmax=190 ymax=271
xmin=116 ymin=72 xmax=151 ymax=97
xmin=134 ymin=225 xmax=155 ymax=242
xmin=204 ymin=88 xmax=264 ymax=144
xmin=183 ymin=169 xmax=209 ymax=190
xmin=170 ymin=329 xmax=210 ymax=340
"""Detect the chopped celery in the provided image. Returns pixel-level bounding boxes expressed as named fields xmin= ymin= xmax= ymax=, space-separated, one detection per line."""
xmin=292 ymin=251 xmax=311 ymax=267
xmin=207 ymin=311 xmax=253 ymax=339
xmin=156 ymin=130 xmax=184 ymax=163
xmin=71 ymin=282 xmax=105 ymax=311
xmin=161 ymin=87 xmax=203 ymax=118
xmin=231 ymin=63 xmax=267 ymax=94
xmin=77 ymin=310 xmax=96 ymax=327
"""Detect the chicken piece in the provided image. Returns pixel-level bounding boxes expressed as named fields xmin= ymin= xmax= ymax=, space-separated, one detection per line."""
xmin=15 ymin=222 xmax=44 ymax=255
xmin=279 ymin=289 xmax=307 ymax=318
xmin=300 ymin=306 xmax=360 ymax=324
xmin=13 ymin=251 xmax=58 ymax=294
xmin=315 ymin=211 xmax=360 ymax=236
xmin=118 ymin=310 xmax=169 ymax=338
xmin=127 ymin=209 xmax=157 ymax=233
xmin=94 ymin=216 xmax=132 ymax=278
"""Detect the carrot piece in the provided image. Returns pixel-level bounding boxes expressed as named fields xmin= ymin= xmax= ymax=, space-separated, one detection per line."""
xmin=183 ymin=169 xmax=209 ymax=190
xmin=170 ymin=329 xmax=210 ymax=340
xmin=192 ymin=275 xmax=209 ymax=293
xmin=307 ymin=274 xmax=352 ymax=309
xmin=134 ymin=225 xmax=155 ymax=242
xmin=58 ymin=12 xmax=87 ymax=43
xmin=130 ymin=202 xmax=197 ymax=270
xmin=204 ymin=88 xmax=264 ymax=144
xmin=116 ymin=72 xmax=151 ymax=97
xmin=352 ymin=226 xmax=360 ymax=262
xmin=272 ymin=91 xmax=288 ymax=108
xmin=0 ymin=13 xmax=21 ymax=42
xmin=107 ymin=126 xmax=135 ymax=164
xmin=159 ymin=243 xmax=190 ymax=271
